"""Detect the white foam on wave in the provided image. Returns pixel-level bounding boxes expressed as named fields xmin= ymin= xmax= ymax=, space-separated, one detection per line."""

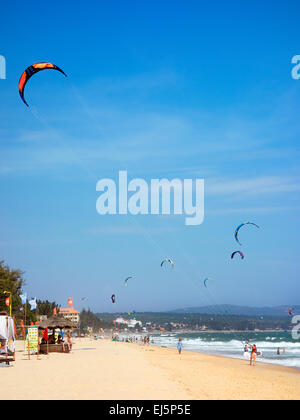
xmin=152 ymin=334 xmax=300 ymax=369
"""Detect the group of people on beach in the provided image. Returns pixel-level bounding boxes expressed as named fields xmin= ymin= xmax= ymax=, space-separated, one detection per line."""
xmin=176 ymin=338 xmax=261 ymax=366
xmin=244 ymin=343 xmax=287 ymax=364
xmin=112 ymin=334 xmax=154 ymax=345
xmin=41 ymin=329 xmax=72 ymax=352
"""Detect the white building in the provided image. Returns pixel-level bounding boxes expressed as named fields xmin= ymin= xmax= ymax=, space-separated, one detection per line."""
xmin=114 ymin=317 xmax=142 ymax=328
xmin=59 ymin=307 xmax=80 ymax=325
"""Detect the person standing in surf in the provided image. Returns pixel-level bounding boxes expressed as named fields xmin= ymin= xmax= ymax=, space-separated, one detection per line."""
xmin=177 ymin=337 xmax=183 ymax=355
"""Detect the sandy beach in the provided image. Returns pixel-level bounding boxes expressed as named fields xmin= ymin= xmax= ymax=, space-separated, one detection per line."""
xmin=1 ymin=338 xmax=300 ymax=400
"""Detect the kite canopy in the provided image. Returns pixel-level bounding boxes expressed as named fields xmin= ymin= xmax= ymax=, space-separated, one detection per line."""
xmin=111 ymin=294 xmax=116 ymax=304
xmin=124 ymin=276 xmax=133 ymax=286
xmin=204 ymin=277 xmax=213 ymax=288
xmin=234 ymin=222 xmax=259 ymax=246
xmin=19 ymin=62 xmax=67 ymax=106
xmin=161 ymin=258 xmax=174 ymax=268
xmin=231 ymin=251 xmax=244 ymax=260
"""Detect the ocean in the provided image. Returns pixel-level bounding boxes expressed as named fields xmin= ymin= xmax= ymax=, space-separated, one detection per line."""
xmin=151 ymin=331 xmax=300 ymax=369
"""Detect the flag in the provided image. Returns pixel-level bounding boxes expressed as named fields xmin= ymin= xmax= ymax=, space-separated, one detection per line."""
xmin=5 ymin=297 xmax=10 ymax=307
xmin=53 ymin=307 xmax=57 ymax=315
xmin=29 ymin=298 xmax=37 ymax=310
xmin=43 ymin=328 xmax=48 ymax=342
xmin=20 ymin=293 xmax=27 ymax=305
xmin=68 ymin=298 xmax=73 ymax=307
xmin=20 ymin=320 xmax=25 ymax=337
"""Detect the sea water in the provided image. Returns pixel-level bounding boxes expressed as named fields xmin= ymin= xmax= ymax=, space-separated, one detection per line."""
xmin=151 ymin=331 xmax=300 ymax=369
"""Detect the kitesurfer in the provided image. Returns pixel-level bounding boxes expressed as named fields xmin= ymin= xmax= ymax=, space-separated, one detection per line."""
xmin=248 ymin=343 xmax=257 ymax=366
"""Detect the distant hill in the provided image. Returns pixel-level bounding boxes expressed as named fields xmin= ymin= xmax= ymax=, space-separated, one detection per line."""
xmin=169 ymin=304 xmax=300 ymax=316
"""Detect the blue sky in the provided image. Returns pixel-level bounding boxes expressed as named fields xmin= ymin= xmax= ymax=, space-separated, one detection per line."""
xmin=0 ymin=0 xmax=299 ymax=312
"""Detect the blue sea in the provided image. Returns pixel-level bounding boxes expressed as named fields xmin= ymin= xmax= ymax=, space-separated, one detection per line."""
xmin=151 ymin=331 xmax=300 ymax=369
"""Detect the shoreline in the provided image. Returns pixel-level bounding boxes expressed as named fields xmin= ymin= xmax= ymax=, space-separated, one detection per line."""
xmin=144 ymin=340 xmax=300 ymax=373
xmin=154 ymin=343 xmax=300 ymax=372
xmin=150 ymin=329 xmax=290 ymax=334
xmin=117 ymin=330 xmax=299 ymax=371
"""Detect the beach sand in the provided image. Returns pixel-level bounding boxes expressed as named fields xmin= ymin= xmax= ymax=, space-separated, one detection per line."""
xmin=1 ymin=338 xmax=300 ymax=400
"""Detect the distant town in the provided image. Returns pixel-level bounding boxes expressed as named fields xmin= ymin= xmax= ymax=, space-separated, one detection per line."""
xmin=79 ymin=309 xmax=295 ymax=334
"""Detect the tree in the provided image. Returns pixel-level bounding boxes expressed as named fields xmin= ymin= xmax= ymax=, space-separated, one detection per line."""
xmin=80 ymin=309 xmax=113 ymax=332
xmin=37 ymin=300 xmax=59 ymax=317
xmin=0 ymin=260 xmax=24 ymax=317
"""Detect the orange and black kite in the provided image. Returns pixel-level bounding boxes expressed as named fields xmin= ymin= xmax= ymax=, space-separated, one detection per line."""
xmin=19 ymin=62 xmax=67 ymax=106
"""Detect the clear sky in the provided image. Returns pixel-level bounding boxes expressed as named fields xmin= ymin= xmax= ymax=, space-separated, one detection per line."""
xmin=0 ymin=0 xmax=299 ymax=312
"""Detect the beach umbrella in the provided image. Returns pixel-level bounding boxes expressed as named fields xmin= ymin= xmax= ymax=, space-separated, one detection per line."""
xmin=38 ymin=316 xmax=77 ymax=330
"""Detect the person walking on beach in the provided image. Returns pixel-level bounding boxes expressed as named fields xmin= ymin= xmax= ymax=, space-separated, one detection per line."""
xmin=177 ymin=337 xmax=183 ymax=355
xmin=248 ymin=343 xmax=257 ymax=366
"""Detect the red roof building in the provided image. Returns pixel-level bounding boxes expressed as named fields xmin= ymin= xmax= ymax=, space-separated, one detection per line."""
xmin=59 ymin=307 xmax=80 ymax=325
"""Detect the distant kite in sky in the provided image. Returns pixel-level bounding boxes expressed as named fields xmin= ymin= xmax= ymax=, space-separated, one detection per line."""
xmin=231 ymin=251 xmax=245 ymax=260
xmin=204 ymin=277 xmax=213 ymax=288
xmin=234 ymin=222 xmax=259 ymax=246
xmin=161 ymin=258 xmax=174 ymax=269
xmin=19 ymin=62 xmax=67 ymax=106
xmin=124 ymin=277 xmax=133 ymax=287
xmin=111 ymin=294 xmax=116 ymax=304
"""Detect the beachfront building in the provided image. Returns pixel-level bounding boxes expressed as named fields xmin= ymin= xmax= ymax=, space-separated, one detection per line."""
xmin=59 ymin=307 xmax=80 ymax=326
xmin=128 ymin=319 xmax=142 ymax=328
xmin=115 ymin=316 xmax=142 ymax=329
